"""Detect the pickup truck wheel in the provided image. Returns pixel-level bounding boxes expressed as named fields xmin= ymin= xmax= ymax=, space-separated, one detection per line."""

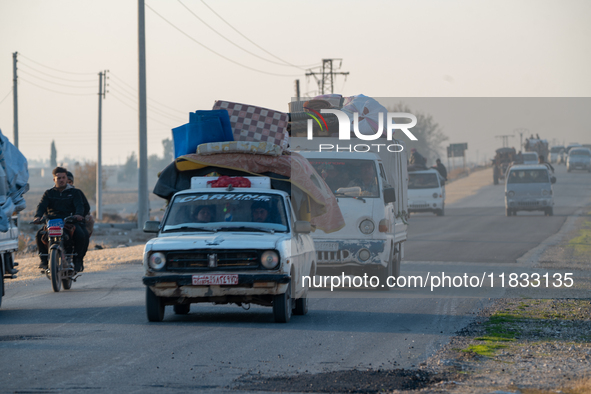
xmin=174 ymin=304 xmax=190 ymax=315
xmin=273 ymin=283 xmax=292 ymax=323
xmin=546 ymin=207 xmax=554 ymax=216
xmin=146 ymin=287 xmax=165 ymax=322
xmin=436 ymin=205 xmax=445 ymax=216
xmin=506 ymin=208 xmax=512 ymax=216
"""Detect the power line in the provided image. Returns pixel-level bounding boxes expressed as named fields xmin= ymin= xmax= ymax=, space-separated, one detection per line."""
xmin=145 ymin=3 xmax=302 ymax=77
xmin=18 ymin=61 xmax=96 ymax=82
xmin=109 ymin=73 xmax=188 ymax=115
xmin=108 ymin=78 xmax=187 ymax=120
xmin=178 ymin=0 xmax=307 ymax=68
xmin=19 ymin=69 xmax=96 ymax=89
xmin=108 ymin=91 xmax=178 ymax=128
xmin=18 ymin=53 xmax=96 ymax=75
xmin=109 ymin=87 xmax=185 ymax=122
xmin=199 ymin=0 xmax=319 ymax=69
xmin=0 ymin=88 xmax=12 ymax=106
xmin=19 ymin=77 xmax=96 ymax=96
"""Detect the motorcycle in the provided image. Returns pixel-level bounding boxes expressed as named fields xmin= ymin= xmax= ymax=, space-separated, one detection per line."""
xmin=34 ymin=216 xmax=82 ymax=292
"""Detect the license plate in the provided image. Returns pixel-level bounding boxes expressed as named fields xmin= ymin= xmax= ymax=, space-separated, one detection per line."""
xmin=315 ymin=242 xmax=338 ymax=251
xmin=192 ymin=274 xmax=238 ymax=285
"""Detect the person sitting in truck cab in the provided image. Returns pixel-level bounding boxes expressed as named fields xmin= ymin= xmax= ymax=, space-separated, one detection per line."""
xmin=252 ymin=201 xmax=279 ymax=224
xmin=195 ymin=205 xmax=215 ymax=223
xmin=347 ymin=163 xmax=378 ymax=195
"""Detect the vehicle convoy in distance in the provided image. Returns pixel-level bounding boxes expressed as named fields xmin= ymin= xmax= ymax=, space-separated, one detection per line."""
xmin=505 ymin=164 xmax=556 ymax=216
xmin=566 ymin=147 xmax=591 ymax=172
xmin=142 ymin=177 xmax=316 ymax=323
xmin=407 ymin=168 xmax=446 ymax=216
xmin=493 ymin=147 xmax=516 ymax=185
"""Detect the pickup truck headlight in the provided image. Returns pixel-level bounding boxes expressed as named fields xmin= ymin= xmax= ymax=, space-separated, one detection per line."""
xmin=542 ymin=190 xmax=549 ymax=196
xmin=261 ymin=251 xmax=279 ymax=269
xmin=507 ymin=191 xmax=515 ymax=198
xmin=359 ymin=219 xmax=375 ymax=234
xmin=148 ymin=252 xmax=166 ymax=270
xmin=432 ymin=193 xmax=438 ymax=198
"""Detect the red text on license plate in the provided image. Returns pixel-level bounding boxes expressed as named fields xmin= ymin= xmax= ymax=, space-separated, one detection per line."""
xmin=192 ymin=274 xmax=238 ymax=285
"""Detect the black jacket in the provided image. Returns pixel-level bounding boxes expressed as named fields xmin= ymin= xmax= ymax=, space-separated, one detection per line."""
xmin=67 ymin=185 xmax=91 ymax=216
xmin=35 ymin=186 xmax=85 ymax=220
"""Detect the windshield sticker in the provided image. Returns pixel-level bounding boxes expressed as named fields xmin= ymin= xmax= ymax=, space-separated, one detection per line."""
xmin=177 ymin=194 xmax=272 ymax=203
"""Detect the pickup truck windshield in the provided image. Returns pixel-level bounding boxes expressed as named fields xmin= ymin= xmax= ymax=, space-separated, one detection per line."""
xmin=570 ymin=150 xmax=590 ymax=156
xmin=308 ymin=159 xmax=379 ymax=197
xmin=163 ymin=193 xmax=289 ymax=233
xmin=507 ymin=169 xmax=549 ymax=184
xmin=409 ymin=173 xmax=439 ymax=189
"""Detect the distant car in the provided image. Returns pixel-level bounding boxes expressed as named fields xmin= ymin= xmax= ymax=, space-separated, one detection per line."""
xmin=566 ymin=143 xmax=582 ymax=154
xmin=549 ymin=146 xmax=566 ymax=164
xmin=521 ymin=152 xmax=539 ymax=165
xmin=566 ymin=147 xmax=591 ymax=172
xmin=408 ymin=168 xmax=446 ymax=216
xmin=505 ymin=164 xmax=556 ymax=216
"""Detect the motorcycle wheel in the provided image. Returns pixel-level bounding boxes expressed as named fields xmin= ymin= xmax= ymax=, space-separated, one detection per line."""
xmin=50 ymin=249 xmax=62 ymax=292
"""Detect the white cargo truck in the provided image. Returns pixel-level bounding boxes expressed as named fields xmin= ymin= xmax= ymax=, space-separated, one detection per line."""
xmin=293 ymin=137 xmax=408 ymax=285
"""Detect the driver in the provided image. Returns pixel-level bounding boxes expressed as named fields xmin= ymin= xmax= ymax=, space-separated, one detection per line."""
xmin=34 ymin=167 xmax=89 ymax=273
xmin=347 ymin=163 xmax=378 ymax=195
xmin=251 ymin=201 xmax=271 ymax=223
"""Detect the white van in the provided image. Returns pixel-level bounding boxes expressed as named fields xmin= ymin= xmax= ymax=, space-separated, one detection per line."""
xmin=294 ymin=138 xmax=408 ymax=285
xmin=408 ymin=168 xmax=446 ymax=216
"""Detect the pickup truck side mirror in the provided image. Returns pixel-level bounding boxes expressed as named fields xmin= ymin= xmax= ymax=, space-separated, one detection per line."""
xmin=143 ymin=220 xmax=161 ymax=233
xmin=383 ymin=188 xmax=396 ymax=205
xmin=294 ymin=221 xmax=311 ymax=234
xmin=551 ymin=176 xmax=556 ymax=184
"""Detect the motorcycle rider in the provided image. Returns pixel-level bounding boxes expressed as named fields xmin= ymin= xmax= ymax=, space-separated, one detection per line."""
xmin=34 ymin=167 xmax=89 ymax=273
xmin=66 ymin=171 xmax=95 ymax=237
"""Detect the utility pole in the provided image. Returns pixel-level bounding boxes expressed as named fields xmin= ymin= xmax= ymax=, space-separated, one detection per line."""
xmin=96 ymin=70 xmax=108 ymax=221
xmin=495 ymin=134 xmax=514 ymax=148
xmin=12 ymin=52 xmax=18 ymax=148
xmin=513 ymin=128 xmax=528 ymax=151
xmin=306 ymin=59 xmax=349 ymax=95
xmin=137 ymin=0 xmax=149 ymax=229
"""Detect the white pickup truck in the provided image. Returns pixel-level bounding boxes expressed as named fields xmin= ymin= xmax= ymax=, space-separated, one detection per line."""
xmin=293 ymin=137 xmax=408 ymax=285
xmin=142 ymin=177 xmax=316 ymax=323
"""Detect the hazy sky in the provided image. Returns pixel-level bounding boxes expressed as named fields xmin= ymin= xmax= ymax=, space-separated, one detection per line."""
xmin=1 ymin=0 xmax=590 ymax=166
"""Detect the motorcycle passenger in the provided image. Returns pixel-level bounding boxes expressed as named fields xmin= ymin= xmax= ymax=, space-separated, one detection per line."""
xmin=34 ymin=167 xmax=89 ymax=273
xmin=66 ymin=171 xmax=95 ymax=237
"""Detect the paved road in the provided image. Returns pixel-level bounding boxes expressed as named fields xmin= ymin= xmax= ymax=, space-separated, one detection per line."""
xmin=1 ymin=164 xmax=589 ymax=393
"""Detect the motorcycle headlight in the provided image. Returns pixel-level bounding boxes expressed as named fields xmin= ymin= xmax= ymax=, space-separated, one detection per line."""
xmin=359 ymin=219 xmax=375 ymax=234
xmin=261 ymin=251 xmax=279 ymax=269
xmin=507 ymin=191 xmax=515 ymax=198
xmin=148 ymin=252 xmax=166 ymax=270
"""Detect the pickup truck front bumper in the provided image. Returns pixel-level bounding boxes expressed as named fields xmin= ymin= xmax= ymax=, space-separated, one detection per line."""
xmin=143 ymin=273 xmax=290 ymax=297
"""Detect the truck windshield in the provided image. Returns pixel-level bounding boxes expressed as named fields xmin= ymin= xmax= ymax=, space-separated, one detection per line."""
xmin=570 ymin=150 xmax=590 ymax=156
xmin=308 ymin=159 xmax=379 ymax=197
xmin=507 ymin=170 xmax=549 ymax=184
xmin=408 ymin=173 xmax=439 ymax=189
xmin=522 ymin=153 xmax=537 ymax=161
xmin=163 ymin=193 xmax=289 ymax=233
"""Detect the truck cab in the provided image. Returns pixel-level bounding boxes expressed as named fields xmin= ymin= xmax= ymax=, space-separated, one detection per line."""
xmin=298 ymin=149 xmax=402 ymax=284
xmin=142 ymin=177 xmax=316 ymax=323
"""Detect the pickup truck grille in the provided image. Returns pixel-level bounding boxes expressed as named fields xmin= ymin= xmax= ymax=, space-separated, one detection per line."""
xmin=166 ymin=250 xmax=260 ymax=271
xmin=317 ymin=250 xmax=350 ymax=263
